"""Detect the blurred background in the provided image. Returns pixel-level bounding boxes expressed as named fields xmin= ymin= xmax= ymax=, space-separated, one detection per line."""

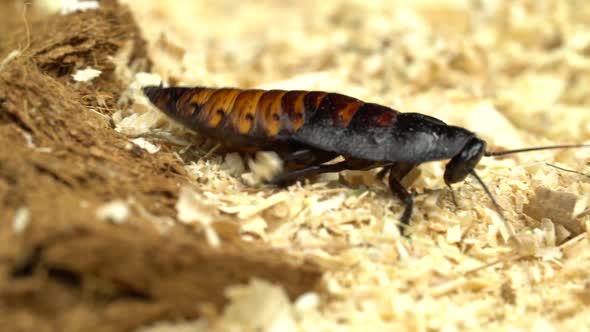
xmin=33 ymin=0 xmax=590 ymax=145
xmin=131 ymin=0 xmax=590 ymax=145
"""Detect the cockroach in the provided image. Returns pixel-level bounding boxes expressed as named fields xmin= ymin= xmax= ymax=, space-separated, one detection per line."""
xmin=546 ymin=163 xmax=590 ymax=179
xmin=143 ymin=85 xmax=589 ymax=233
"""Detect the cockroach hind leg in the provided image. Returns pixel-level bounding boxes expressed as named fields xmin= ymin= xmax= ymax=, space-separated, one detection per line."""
xmin=281 ymin=149 xmax=325 ymax=169
xmin=269 ymin=163 xmax=339 ymax=187
xmin=269 ymin=158 xmax=380 ymax=187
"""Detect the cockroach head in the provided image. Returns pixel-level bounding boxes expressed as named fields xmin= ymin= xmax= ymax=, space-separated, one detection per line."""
xmin=443 ymin=137 xmax=486 ymax=185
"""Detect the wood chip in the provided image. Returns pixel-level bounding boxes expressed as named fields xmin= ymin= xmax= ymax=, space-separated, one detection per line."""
xmin=523 ymin=186 xmax=583 ymax=236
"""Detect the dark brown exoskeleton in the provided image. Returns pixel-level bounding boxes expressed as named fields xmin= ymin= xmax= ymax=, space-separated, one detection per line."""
xmin=143 ymin=86 xmax=589 ymax=232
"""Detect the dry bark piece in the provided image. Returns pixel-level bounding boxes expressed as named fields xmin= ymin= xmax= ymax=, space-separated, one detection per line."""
xmin=523 ymin=186 xmax=583 ymax=236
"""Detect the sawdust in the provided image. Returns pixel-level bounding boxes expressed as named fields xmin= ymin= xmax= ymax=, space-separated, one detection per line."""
xmin=2 ymin=0 xmax=590 ymax=331
xmin=121 ymin=1 xmax=590 ymax=331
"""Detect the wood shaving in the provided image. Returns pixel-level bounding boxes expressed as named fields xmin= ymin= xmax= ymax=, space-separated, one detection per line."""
xmin=176 ymin=186 xmax=221 ymax=247
xmin=114 ymin=110 xmax=166 ymax=136
xmin=60 ymin=0 xmax=99 ymax=15
xmin=523 ymin=186 xmax=583 ymax=236
xmin=294 ymin=292 xmax=320 ymax=313
xmin=222 ymin=152 xmax=246 ymax=176
xmin=220 ymin=279 xmax=297 ymax=332
xmin=130 ymin=137 xmax=160 ymax=154
xmin=12 ymin=206 xmax=31 ymax=234
xmin=71 ymin=67 xmax=101 ymax=82
xmin=242 ymin=151 xmax=284 ymax=186
xmin=95 ymin=200 xmax=129 ymax=224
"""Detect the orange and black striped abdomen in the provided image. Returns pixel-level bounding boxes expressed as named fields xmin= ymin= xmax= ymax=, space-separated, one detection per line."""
xmin=144 ymin=87 xmax=296 ymax=138
xmin=143 ymin=86 xmax=399 ymax=151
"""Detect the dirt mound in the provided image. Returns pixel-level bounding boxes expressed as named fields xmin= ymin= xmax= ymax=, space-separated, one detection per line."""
xmin=0 ymin=2 xmax=321 ymax=331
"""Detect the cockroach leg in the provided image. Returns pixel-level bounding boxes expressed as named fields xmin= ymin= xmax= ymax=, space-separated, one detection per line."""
xmin=389 ymin=162 xmax=416 ymax=181
xmin=376 ymin=167 xmax=390 ymax=182
xmin=388 ymin=172 xmax=413 ymax=233
xmin=270 ymin=158 xmax=379 ymax=186
xmin=447 ymin=184 xmax=459 ymax=209
xmin=270 ymin=162 xmax=343 ymax=186
xmin=387 ymin=162 xmax=417 ymax=233
xmin=282 ymin=149 xmax=317 ymax=164
xmin=280 ymin=149 xmax=337 ymax=170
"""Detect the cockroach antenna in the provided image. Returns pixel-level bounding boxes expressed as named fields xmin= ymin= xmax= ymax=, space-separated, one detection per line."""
xmin=545 ymin=163 xmax=590 ymax=179
xmin=468 ymin=170 xmax=516 ymax=239
xmin=474 ymin=143 xmax=590 ymax=241
xmin=484 ymin=143 xmax=590 ymax=157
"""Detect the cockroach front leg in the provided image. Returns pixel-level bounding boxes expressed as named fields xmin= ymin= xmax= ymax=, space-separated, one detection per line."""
xmin=388 ymin=176 xmax=413 ymax=233
xmin=387 ymin=162 xmax=417 ymax=234
xmin=376 ymin=167 xmax=390 ymax=182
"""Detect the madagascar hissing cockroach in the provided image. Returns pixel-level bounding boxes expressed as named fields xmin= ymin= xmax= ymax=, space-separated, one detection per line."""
xmin=143 ymin=85 xmax=589 ymax=233
xmin=546 ymin=163 xmax=590 ymax=179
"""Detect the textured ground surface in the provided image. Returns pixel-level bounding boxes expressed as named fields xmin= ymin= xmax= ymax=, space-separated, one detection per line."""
xmin=1 ymin=0 xmax=590 ymax=331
